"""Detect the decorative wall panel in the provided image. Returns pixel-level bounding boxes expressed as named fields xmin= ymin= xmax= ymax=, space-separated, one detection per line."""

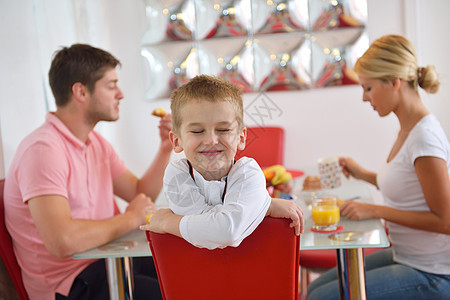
xmin=140 ymin=0 xmax=368 ymax=100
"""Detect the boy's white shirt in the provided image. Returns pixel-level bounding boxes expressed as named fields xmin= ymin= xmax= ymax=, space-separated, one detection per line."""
xmin=163 ymin=156 xmax=271 ymax=249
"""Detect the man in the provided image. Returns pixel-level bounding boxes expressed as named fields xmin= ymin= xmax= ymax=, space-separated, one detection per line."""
xmin=4 ymin=44 xmax=171 ymax=299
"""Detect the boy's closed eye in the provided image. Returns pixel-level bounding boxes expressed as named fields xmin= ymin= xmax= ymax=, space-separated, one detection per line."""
xmin=190 ymin=130 xmax=204 ymax=134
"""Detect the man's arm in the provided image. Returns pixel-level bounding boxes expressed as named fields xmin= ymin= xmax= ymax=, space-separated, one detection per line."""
xmin=113 ymin=115 xmax=172 ymax=202
xmin=28 ymin=193 xmax=152 ymax=258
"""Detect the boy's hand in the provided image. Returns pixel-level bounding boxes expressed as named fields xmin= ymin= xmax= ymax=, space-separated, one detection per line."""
xmin=267 ymin=198 xmax=305 ymax=235
xmin=139 ymin=208 xmax=183 ymax=238
xmin=139 ymin=208 xmax=172 ymax=233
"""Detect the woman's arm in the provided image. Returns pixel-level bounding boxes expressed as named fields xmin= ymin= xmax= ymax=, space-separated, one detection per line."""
xmin=339 ymin=157 xmax=378 ymax=187
xmin=340 ymin=156 xmax=450 ymax=234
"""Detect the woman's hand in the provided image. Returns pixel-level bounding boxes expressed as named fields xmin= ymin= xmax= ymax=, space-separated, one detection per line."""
xmin=339 ymin=157 xmax=364 ymax=179
xmin=339 ymin=200 xmax=377 ymax=220
xmin=339 ymin=157 xmax=378 ymax=186
xmin=267 ymin=198 xmax=305 ymax=235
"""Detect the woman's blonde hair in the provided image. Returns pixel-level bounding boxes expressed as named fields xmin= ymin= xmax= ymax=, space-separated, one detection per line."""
xmin=355 ymin=34 xmax=440 ymax=94
xmin=170 ymin=75 xmax=244 ymax=134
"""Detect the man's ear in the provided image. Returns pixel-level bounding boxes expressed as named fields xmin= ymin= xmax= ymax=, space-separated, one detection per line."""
xmin=169 ymin=131 xmax=184 ymax=153
xmin=237 ymin=127 xmax=247 ymax=151
xmin=71 ymin=82 xmax=88 ymax=103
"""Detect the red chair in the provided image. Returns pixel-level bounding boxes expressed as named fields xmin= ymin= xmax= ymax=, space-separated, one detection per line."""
xmin=236 ymin=126 xmax=284 ymax=168
xmin=146 ymin=217 xmax=300 ymax=300
xmin=0 ymin=179 xmax=29 ymax=300
xmin=235 ymin=126 xmax=304 ymax=177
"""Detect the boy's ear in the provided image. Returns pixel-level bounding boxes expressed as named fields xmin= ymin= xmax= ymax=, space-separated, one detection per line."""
xmin=169 ymin=130 xmax=184 ymax=153
xmin=237 ymin=127 xmax=247 ymax=151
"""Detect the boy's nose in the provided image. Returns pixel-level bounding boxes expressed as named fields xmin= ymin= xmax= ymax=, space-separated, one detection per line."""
xmin=204 ymin=132 xmax=219 ymax=145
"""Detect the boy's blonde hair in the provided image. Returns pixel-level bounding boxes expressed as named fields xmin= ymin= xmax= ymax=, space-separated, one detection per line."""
xmin=355 ymin=34 xmax=440 ymax=94
xmin=170 ymin=75 xmax=244 ymax=134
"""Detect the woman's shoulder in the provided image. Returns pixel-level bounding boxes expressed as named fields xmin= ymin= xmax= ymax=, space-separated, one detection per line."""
xmin=407 ymin=114 xmax=450 ymax=160
xmin=410 ymin=114 xmax=448 ymax=145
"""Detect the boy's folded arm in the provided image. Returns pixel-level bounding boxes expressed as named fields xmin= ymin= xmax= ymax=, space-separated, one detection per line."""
xmin=266 ymin=198 xmax=305 ymax=235
xmin=179 ymin=207 xmax=267 ymax=249
xmin=139 ymin=208 xmax=183 ymax=237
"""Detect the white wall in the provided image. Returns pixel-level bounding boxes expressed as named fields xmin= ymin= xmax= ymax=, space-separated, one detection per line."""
xmin=415 ymin=1 xmax=450 ymax=140
xmin=1 ymin=0 xmax=449 ymax=181
xmin=0 ymin=0 xmax=76 ymax=178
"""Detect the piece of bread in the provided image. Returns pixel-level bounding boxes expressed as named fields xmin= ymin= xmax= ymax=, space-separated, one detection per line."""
xmin=302 ymin=175 xmax=321 ymax=191
xmin=151 ymin=108 xmax=166 ymax=118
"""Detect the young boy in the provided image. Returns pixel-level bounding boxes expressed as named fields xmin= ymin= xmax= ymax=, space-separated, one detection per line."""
xmin=141 ymin=75 xmax=304 ymax=249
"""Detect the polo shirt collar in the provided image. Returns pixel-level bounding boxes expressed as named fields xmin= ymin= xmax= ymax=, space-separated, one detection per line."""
xmin=46 ymin=112 xmax=92 ymax=149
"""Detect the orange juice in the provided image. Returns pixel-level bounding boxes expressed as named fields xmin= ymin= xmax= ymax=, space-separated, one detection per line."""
xmin=312 ymin=205 xmax=340 ymax=225
xmin=145 ymin=213 xmax=154 ymax=224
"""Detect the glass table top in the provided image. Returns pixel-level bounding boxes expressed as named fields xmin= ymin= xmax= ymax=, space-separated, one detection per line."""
xmin=73 ymin=229 xmax=151 ymax=259
xmin=293 ymin=174 xmax=390 ymax=250
xmin=74 ymin=172 xmax=389 ymax=259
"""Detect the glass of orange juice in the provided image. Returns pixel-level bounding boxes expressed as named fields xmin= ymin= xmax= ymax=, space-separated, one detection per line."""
xmin=311 ymin=196 xmax=340 ymax=231
xmin=145 ymin=206 xmax=157 ymax=224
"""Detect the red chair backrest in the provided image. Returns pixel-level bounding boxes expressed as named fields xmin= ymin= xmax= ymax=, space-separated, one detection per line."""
xmin=0 ymin=179 xmax=29 ymax=300
xmin=235 ymin=126 xmax=285 ymax=168
xmin=146 ymin=217 xmax=300 ymax=300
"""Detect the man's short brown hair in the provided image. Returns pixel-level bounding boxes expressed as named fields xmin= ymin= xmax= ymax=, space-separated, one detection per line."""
xmin=48 ymin=44 xmax=121 ymax=107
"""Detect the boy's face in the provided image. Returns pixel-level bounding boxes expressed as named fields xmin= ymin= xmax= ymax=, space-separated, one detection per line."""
xmin=170 ymin=100 xmax=246 ymax=181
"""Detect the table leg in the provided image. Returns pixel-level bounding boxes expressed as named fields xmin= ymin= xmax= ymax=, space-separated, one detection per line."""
xmin=336 ymin=248 xmax=366 ymax=300
xmin=105 ymin=257 xmax=134 ymax=300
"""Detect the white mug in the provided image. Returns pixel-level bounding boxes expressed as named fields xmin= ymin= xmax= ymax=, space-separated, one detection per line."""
xmin=317 ymin=157 xmax=342 ymax=189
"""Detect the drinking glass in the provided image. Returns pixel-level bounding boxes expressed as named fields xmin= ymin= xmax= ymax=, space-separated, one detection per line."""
xmin=145 ymin=206 xmax=157 ymax=224
xmin=311 ymin=196 xmax=340 ymax=231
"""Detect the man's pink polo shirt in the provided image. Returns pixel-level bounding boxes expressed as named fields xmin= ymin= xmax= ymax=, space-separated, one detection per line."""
xmin=4 ymin=113 xmax=127 ymax=299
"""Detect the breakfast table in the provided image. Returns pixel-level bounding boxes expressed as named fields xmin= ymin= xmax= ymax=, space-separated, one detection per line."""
xmin=74 ymin=172 xmax=389 ymax=300
xmin=294 ymin=173 xmax=390 ymax=300
xmin=73 ymin=229 xmax=151 ymax=300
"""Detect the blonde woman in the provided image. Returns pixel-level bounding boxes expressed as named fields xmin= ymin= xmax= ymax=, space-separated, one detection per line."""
xmin=308 ymin=35 xmax=450 ymax=299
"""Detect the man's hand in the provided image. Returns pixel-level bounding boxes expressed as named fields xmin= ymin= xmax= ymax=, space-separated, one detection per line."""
xmin=158 ymin=114 xmax=173 ymax=152
xmin=267 ymin=198 xmax=305 ymax=235
xmin=125 ymin=193 xmax=154 ymax=225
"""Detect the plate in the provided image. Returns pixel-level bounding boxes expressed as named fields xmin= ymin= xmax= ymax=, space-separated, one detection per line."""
xmin=328 ymin=231 xmax=364 ymax=242
xmin=298 ymin=190 xmax=325 ymax=205
xmin=311 ymin=225 xmax=343 ymax=233
xmin=99 ymin=241 xmax=136 ymax=251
